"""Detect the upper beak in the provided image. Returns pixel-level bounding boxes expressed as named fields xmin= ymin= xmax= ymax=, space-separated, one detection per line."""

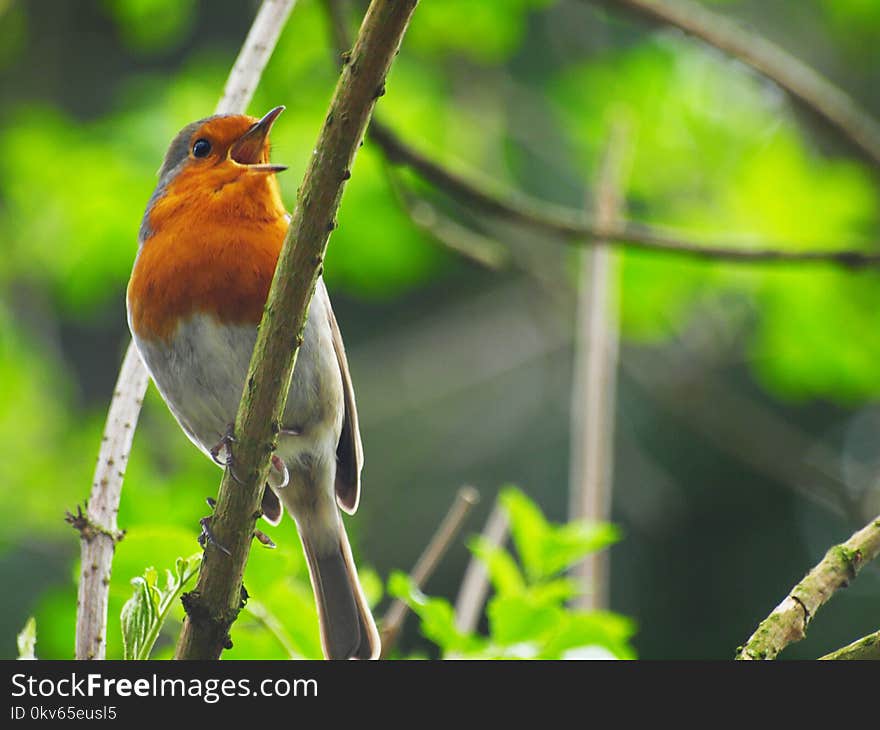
xmin=229 ymin=105 xmax=287 ymax=172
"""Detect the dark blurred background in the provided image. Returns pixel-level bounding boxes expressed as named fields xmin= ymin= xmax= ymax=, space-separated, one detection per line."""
xmin=1 ymin=0 xmax=879 ymax=659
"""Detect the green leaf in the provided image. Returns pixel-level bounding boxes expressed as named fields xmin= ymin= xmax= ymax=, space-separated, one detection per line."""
xmin=387 ymin=571 xmax=484 ymax=655
xmin=468 ymin=535 xmax=525 ymax=596
xmin=488 ymin=594 xmax=562 ymax=647
xmin=542 ymin=612 xmax=638 ymax=660
xmin=500 ymin=486 xmax=620 ymax=581
xmin=539 ymin=522 xmax=621 ymax=580
xmin=16 ymin=617 xmax=37 ymax=660
xmin=498 ymin=486 xmax=550 ymax=581
xmin=120 ymin=553 xmax=201 ymax=660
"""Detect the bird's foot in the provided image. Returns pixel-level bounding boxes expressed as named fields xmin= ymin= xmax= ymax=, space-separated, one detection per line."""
xmin=210 ymin=424 xmax=245 ymax=485
xmin=198 ymin=516 xmax=231 ymax=556
xmin=209 ymin=423 xmax=236 ymax=465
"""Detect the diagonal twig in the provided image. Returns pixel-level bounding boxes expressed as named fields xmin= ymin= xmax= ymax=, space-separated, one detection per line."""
xmin=819 ymin=629 xmax=880 ymax=661
xmin=454 ymin=497 xmax=509 ymax=634
xmin=381 ymin=486 xmax=480 ymax=657
xmin=736 ymin=515 xmax=880 ymax=660
xmin=371 ymin=121 xmax=880 ymax=268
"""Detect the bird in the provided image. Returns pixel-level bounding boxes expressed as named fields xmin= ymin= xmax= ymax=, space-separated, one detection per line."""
xmin=126 ymin=106 xmax=380 ymax=660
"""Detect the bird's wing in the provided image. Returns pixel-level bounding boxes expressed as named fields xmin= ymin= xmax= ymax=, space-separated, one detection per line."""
xmin=321 ymin=279 xmax=364 ymax=514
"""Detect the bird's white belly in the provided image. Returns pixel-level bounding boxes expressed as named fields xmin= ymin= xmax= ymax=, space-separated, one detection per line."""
xmin=131 ymin=296 xmax=344 ymax=467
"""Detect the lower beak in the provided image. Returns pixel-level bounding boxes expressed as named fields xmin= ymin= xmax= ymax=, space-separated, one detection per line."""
xmin=230 ymin=105 xmax=287 ymax=172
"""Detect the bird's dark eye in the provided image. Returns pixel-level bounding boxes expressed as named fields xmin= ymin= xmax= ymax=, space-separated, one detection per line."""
xmin=192 ymin=139 xmax=212 ymax=158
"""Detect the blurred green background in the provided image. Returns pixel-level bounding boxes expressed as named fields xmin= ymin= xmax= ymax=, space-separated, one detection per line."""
xmin=1 ymin=0 xmax=879 ymax=659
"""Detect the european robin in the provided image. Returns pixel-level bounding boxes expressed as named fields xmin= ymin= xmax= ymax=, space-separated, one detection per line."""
xmin=126 ymin=107 xmax=380 ymax=660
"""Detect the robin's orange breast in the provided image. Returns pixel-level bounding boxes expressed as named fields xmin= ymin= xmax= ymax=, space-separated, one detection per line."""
xmin=127 ymin=166 xmax=289 ymax=342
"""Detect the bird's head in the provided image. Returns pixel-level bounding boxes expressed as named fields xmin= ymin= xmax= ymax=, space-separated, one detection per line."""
xmin=157 ymin=105 xmax=287 ymax=185
xmin=142 ymin=106 xmax=288 ymax=241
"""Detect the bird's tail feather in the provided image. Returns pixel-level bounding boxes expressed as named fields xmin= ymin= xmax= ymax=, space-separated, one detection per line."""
xmin=300 ymin=522 xmax=380 ymax=660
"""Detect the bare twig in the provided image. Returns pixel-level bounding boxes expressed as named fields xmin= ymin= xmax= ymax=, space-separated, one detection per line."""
xmin=819 ymin=630 xmax=880 ymax=661
xmin=454 ymin=498 xmax=510 ymax=633
xmin=736 ymin=516 xmax=880 ymax=660
xmin=371 ymin=122 xmax=880 ymax=268
xmin=73 ymin=0 xmax=299 ymax=661
xmin=174 ymin=0 xmax=420 ymax=660
xmin=72 ymin=345 xmax=146 ymax=659
xmin=381 ymin=486 xmax=480 ymax=657
xmin=597 ymin=0 xmax=880 ymax=168
xmin=216 ymin=0 xmax=297 ymax=115
xmin=569 ymin=120 xmax=629 ymax=610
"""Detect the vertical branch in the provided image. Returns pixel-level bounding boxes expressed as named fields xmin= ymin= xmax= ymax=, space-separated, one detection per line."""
xmin=69 ymin=345 xmax=147 ymax=660
xmin=454 ymin=498 xmax=509 ymax=633
xmin=71 ymin=0 xmax=299 ymax=660
xmin=568 ymin=120 xmax=630 ymax=611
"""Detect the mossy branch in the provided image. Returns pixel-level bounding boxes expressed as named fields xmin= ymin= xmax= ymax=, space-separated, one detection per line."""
xmin=819 ymin=630 xmax=880 ymax=661
xmin=736 ymin=516 xmax=880 ymax=660
xmin=173 ymin=0 xmax=420 ymax=660
xmin=72 ymin=0 xmax=298 ymax=661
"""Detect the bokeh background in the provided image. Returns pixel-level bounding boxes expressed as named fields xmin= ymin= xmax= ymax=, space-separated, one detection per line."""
xmin=1 ymin=0 xmax=879 ymax=659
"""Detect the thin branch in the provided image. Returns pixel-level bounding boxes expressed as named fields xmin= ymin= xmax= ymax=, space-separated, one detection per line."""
xmin=371 ymin=121 xmax=880 ymax=269
xmin=569 ymin=119 xmax=629 ymax=611
xmin=736 ymin=516 xmax=880 ymax=660
xmin=71 ymin=345 xmax=145 ymax=660
xmin=216 ymin=0 xmax=297 ymax=115
xmin=819 ymin=630 xmax=880 ymax=661
xmin=381 ymin=486 xmax=480 ymax=657
xmin=596 ymin=0 xmax=880 ymax=168
xmin=174 ymin=0 xmax=420 ymax=660
xmin=72 ymin=0 xmax=298 ymax=661
xmin=454 ymin=498 xmax=509 ymax=634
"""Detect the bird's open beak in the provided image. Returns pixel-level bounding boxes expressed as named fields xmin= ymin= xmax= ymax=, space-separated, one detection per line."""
xmin=229 ymin=105 xmax=287 ymax=172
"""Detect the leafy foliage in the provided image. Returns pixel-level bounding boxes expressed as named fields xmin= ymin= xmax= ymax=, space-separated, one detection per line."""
xmin=389 ymin=487 xmax=635 ymax=659
xmin=120 ymin=554 xmax=201 ymax=660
